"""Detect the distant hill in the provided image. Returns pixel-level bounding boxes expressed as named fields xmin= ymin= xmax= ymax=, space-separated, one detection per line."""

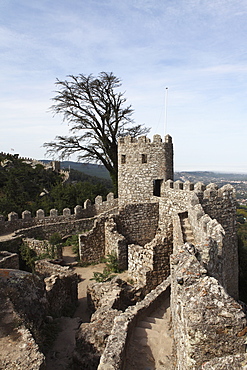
xmin=41 ymin=160 xmax=111 ymax=180
xmin=41 ymin=161 xmax=247 ymax=183
xmin=175 ymin=171 xmax=247 ymax=205
xmin=175 ymin=171 xmax=247 ymax=182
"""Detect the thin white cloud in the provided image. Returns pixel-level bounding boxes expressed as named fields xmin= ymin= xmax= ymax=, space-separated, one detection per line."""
xmin=0 ymin=0 xmax=246 ymax=172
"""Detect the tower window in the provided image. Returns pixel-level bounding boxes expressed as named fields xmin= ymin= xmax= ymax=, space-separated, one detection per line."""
xmin=121 ymin=155 xmax=126 ymax=164
xmin=142 ymin=154 xmax=147 ymax=163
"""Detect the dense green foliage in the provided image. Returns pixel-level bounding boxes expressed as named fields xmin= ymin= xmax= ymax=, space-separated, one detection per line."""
xmin=237 ymin=206 xmax=247 ymax=303
xmin=237 ymin=206 xmax=247 ymax=224
xmin=0 ymin=154 xmax=113 ymax=218
xmin=0 ymin=154 xmax=61 ymax=217
xmin=19 ymin=241 xmax=55 ymax=272
xmin=19 ymin=243 xmax=38 ymax=272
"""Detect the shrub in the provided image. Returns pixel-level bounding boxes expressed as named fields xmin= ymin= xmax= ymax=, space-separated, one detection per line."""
xmin=91 ymin=252 xmax=121 ymax=282
xmin=49 ymin=232 xmax=63 ymax=246
xmin=19 ymin=243 xmax=37 ymax=272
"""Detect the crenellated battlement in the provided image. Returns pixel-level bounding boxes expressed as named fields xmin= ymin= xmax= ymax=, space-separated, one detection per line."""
xmin=0 ymin=193 xmax=117 ymax=236
xmin=118 ymin=134 xmax=172 ymax=145
xmin=162 ymin=180 xmax=236 ymax=201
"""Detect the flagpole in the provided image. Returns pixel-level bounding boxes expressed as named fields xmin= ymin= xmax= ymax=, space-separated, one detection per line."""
xmin=164 ymin=87 xmax=168 ymax=136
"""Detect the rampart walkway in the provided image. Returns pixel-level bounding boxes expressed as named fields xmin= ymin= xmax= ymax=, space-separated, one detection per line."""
xmin=124 ymin=295 xmax=174 ymax=369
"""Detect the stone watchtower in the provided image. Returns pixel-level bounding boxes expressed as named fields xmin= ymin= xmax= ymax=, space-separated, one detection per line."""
xmin=118 ymin=134 xmax=173 ymax=205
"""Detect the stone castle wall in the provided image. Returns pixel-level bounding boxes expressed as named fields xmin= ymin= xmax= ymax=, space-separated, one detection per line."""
xmin=105 ymin=218 xmax=127 ymax=270
xmin=0 ymin=192 xmax=117 ymax=236
xmin=157 ymin=180 xmax=238 ymax=299
xmin=15 ymin=216 xmax=95 ymax=240
xmin=98 ymin=239 xmax=245 ymax=370
xmin=35 ymin=259 xmax=78 ymax=318
xmin=116 ymin=202 xmax=159 ymax=246
xmin=128 ymin=233 xmax=172 ymax=292
xmin=79 ymin=216 xmax=106 ymax=263
xmin=23 ymin=237 xmax=62 ymax=259
xmin=0 ymin=251 xmax=19 ymax=269
xmin=170 ymin=244 xmax=246 ymax=369
xmin=198 ymin=183 xmax=238 ymax=299
xmin=78 ymin=202 xmax=160 ymax=273
xmin=118 ymin=134 xmax=173 ymax=205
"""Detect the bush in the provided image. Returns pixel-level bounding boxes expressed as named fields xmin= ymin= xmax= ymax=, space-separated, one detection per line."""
xmin=19 ymin=243 xmax=37 ymax=272
xmin=91 ymin=252 xmax=121 ymax=282
xmin=48 ymin=232 xmax=63 ymax=259
xmin=49 ymin=232 xmax=63 ymax=246
xmin=105 ymin=252 xmax=120 ymax=273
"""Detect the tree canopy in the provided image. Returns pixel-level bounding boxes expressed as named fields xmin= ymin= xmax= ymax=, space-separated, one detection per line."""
xmin=0 ymin=154 xmax=113 ymax=218
xmin=44 ymin=72 xmax=149 ymax=193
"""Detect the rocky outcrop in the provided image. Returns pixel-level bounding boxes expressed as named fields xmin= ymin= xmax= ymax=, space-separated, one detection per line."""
xmin=0 ymin=269 xmax=47 ymax=341
xmin=35 ymin=259 xmax=78 ymax=317
xmin=0 ymin=270 xmax=46 ymax=369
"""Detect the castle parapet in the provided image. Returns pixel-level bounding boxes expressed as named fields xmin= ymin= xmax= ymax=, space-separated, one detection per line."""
xmin=203 ymin=183 xmax=218 ymax=199
xmin=174 ymin=180 xmax=183 ymax=190
xmin=184 ymin=181 xmax=194 ymax=191
xmin=0 ymin=193 xmax=118 ymax=236
xmin=218 ymin=184 xmax=236 ymax=199
xmin=36 ymin=209 xmax=45 ymax=219
xmin=118 ymin=134 xmax=172 ymax=145
xmin=138 ymin=136 xmax=151 ymax=143
xmin=50 ymin=209 xmax=58 ymax=218
xmin=162 ymin=180 xmax=236 ymax=202
xmin=165 ymin=179 xmax=174 ymax=189
xmin=22 ymin=210 xmax=31 ymax=220
xmin=63 ymin=208 xmax=71 ymax=217
xmin=8 ymin=212 xmax=18 ymax=222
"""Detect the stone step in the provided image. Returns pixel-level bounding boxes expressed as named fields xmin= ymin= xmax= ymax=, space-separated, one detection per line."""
xmin=186 ymin=238 xmax=195 ymax=243
xmin=181 ymin=218 xmax=190 ymax=223
xmin=144 ymin=317 xmax=166 ymax=325
xmin=182 ymin=228 xmax=194 ymax=233
xmin=138 ymin=319 xmax=168 ymax=332
xmin=134 ymin=326 xmax=162 ymax=340
xmin=183 ymin=229 xmax=193 ymax=236
xmin=181 ymin=218 xmax=195 ymax=243
xmin=183 ymin=234 xmax=194 ymax=240
xmin=181 ymin=219 xmax=190 ymax=225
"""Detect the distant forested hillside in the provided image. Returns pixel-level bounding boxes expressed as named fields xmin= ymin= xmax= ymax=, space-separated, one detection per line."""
xmin=0 ymin=154 xmax=113 ymax=218
xmin=41 ymin=160 xmax=111 ymax=180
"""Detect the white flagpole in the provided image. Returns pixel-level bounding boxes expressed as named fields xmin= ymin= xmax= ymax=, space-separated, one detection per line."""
xmin=164 ymin=87 xmax=168 ymax=135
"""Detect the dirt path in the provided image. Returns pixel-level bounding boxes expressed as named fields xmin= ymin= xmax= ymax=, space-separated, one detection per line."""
xmin=45 ymin=246 xmax=106 ymax=369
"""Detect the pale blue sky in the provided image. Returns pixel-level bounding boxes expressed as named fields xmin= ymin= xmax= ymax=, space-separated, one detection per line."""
xmin=0 ymin=0 xmax=247 ymax=172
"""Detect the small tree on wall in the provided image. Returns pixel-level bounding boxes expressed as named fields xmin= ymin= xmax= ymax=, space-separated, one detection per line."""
xmin=44 ymin=72 xmax=149 ymax=193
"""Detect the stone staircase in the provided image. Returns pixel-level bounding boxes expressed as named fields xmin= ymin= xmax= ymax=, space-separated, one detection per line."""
xmin=180 ymin=217 xmax=195 ymax=244
xmin=124 ymin=296 xmax=174 ymax=369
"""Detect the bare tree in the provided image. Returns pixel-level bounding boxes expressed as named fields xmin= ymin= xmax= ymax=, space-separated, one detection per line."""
xmin=44 ymin=72 xmax=149 ymax=193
